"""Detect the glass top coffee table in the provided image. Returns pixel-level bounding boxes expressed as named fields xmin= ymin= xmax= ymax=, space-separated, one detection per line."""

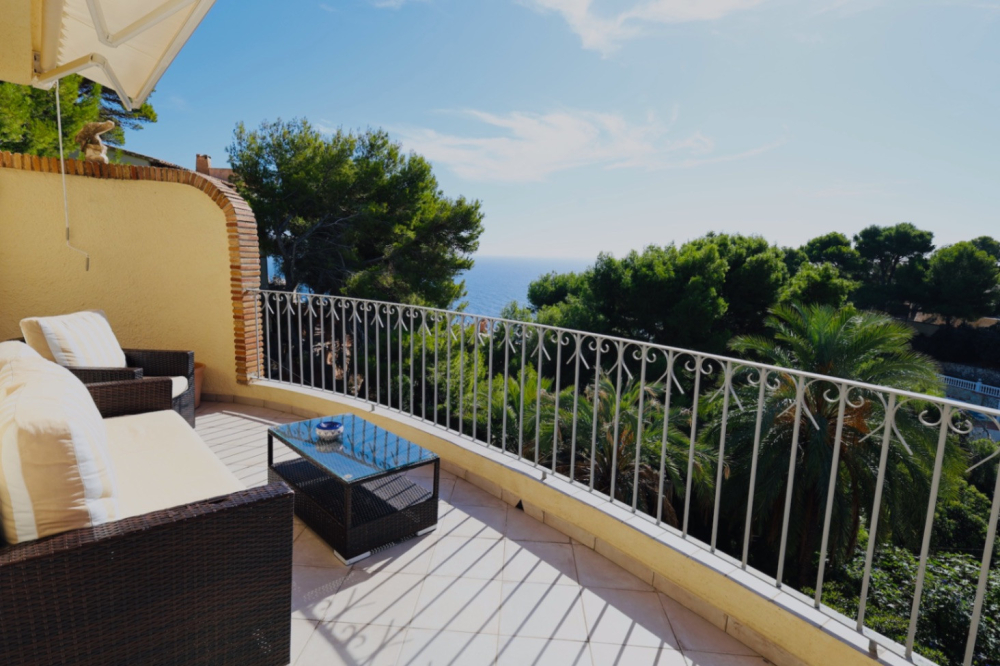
xmin=267 ymin=414 xmax=439 ymax=564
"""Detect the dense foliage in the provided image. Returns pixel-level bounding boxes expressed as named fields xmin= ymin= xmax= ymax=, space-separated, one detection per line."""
xmin=0 ymin=76 xmax=156 ymax=155
xmin=523 ymin=225 xmax=1000 ymax=358
xmin=520 ymin=234 xmax=787 ymax=353
xmin=819 ymin=543 xmax=1000 ymax=666
xmin=920 ymin=242 xmax=1000 ymax=323
xmin=228 ymin=119 xmax=484 ymax=307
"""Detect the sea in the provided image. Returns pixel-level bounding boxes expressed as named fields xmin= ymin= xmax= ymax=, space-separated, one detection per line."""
xmin=267 ymin=256 xmax=592 ymax=317
xmin=457 ymin=256 xmax=591 ymax=317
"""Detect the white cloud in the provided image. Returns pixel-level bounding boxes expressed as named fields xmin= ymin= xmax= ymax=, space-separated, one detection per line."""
xmin=395 ymin=108 xmax=782 ymax=182
xmin=520 ymin=0 xmax=765 ymax=53
xmin=315 ymin=119 xmax=338 ymax=134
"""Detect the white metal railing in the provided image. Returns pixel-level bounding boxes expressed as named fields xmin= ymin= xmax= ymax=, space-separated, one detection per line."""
xmin=250 ymin=289 xmax=1000 ymax=665
xmin=944 ymin=376 xmax=1000 ymax=400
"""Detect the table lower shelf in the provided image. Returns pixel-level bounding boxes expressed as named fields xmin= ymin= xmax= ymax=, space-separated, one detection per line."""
xmin=269 ymin=458 xmax=438 ymax=562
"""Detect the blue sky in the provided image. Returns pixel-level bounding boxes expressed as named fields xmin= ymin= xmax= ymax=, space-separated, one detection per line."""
xmin=132 ymin=0 xmax=1000 ymax=259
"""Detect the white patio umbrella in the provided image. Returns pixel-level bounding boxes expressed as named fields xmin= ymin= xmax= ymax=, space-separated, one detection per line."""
xmin=33 ymin=0 xmax=216 ymax=110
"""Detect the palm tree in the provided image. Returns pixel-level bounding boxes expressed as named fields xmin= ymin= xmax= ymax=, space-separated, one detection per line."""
xmin=472 ymin=364 xmax=552 ymax=455
xmin=712 ymin=302 xmax=963 ymax=586
xmin=535 ymin=371 xmax=714 ymax=526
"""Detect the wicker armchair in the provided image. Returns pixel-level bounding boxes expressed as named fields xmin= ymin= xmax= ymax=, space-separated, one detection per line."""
xmin=0 ymin=379 xmax=294 ymax=666
xmin=7 ymin=340 xmax=196 ymax=426
xmin=71 ymin=348 xmax=196 ymax=426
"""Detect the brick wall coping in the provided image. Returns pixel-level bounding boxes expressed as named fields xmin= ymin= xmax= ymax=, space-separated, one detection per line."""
xmin=0 ymin=151 xmax=261 ymax=384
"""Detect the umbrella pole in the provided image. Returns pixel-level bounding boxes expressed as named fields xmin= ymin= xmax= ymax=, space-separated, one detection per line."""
xmin=55 ymin=78 xmax=91 ymax=271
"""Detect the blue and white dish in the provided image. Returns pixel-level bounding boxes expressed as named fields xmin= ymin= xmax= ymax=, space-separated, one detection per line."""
xmin=315 ymin=420 xmax=344 ymax=441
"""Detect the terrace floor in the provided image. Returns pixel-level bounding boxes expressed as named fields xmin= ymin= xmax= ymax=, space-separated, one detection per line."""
xmin=196 ymin=401 xmax=766 ymax=666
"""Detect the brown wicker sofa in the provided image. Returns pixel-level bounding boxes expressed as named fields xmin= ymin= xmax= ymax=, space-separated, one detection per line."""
xmin=0 ymin=378 xmax=294 ymax=666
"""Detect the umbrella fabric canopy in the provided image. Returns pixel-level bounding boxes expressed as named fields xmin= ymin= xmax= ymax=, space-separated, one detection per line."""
xmin=34 ymin=0 xmax=215 ymax=109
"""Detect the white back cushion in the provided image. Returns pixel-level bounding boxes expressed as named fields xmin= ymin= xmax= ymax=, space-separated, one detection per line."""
xmin=0 ymin=341 xmax=42 ymax=368
xmin=20 ymin=311 xmax=127 ymax=368
xmin=0 ymin=357 xmax=119 ymax=544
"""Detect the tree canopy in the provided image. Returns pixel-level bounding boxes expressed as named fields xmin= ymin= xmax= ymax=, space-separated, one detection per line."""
xmin=802 ymin=231 xmax=864 ymax=276
xmin=920 ymin=242 xmax=1000 ymax=322
xmin=521 ymin=225 xmax=999 ymax=355
xmin=0 ymin=76 xmax=156 ymax=156
xmin=521 ymin=235 xmax=791 ymax=353
xmin=228 ymin=118 xmax=484 ymax=307
xmin=852 ymin=222 xmax=935 ymax=312
xmin=780 ymin=261 xmax=858 ymax=308
xmin=971 ymin=236 xmax=1000 ymax=265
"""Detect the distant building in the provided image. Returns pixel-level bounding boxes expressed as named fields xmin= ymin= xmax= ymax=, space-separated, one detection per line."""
xmin=195 ymin=154 xmax=234 ymax=182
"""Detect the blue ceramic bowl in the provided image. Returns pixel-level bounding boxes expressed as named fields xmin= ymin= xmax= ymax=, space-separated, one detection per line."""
xmin=315 ymin=420 xmax=344 ymax=441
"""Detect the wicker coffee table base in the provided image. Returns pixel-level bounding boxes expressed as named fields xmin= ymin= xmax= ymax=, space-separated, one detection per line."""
xmin=268 ymin=439 xmax=439 ymax=563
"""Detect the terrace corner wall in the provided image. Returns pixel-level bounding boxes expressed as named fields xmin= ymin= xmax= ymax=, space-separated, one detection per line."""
xmin=0 ymin=153 xmax=261 ymax=394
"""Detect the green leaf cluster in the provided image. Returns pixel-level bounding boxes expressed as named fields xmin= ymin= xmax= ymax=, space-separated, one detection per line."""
xmin=712 ymin=304 xmax=955 ymax=579
xmin=0 ymin=76 xmax=156 ymax=156
xmin=523 ymin=234 xmax=786 ymax=353
xmin=525 ymin=224 xmax=1000 ymax=353
xmin=228 ymin=118 xmax=484 ymax=307
xmin=819 ymin=543 xmax=1000 ymax=666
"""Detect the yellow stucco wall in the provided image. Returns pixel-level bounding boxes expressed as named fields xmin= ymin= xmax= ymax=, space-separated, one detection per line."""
xmin=0 ymin=0 xmax=33 ymax=86
xmin=0 ymin=167 xmax=243 ymax=394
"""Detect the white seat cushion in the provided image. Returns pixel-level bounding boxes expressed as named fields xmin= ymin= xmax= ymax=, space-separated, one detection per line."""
xmin=170 ymin=376 xmax=189 ymax=399
xmin=103 ymin=410 xmax=244 ymax=519
xmin=20 ymin=311 xmax=127 ymax=368
xmin=0 ymin=356 xmax=119 ymax=544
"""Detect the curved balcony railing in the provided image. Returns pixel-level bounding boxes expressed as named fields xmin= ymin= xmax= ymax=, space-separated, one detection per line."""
xmin=249 ymin=289 xmax=1000 ymax=665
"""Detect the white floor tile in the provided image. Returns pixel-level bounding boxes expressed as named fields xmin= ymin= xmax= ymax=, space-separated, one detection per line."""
xmin=505 ymin=509 xmax=570 ymax=543
xmin=398 ymin=628 xmax=499 ymax=666
xmin=581 ymin=588 xmax=679 ymax=649
xmin=572 ymin=544 xmax=653 ymax=591
xmin=291 ymin=565 xmax=351 ymax=621
xmin=198 ymin=402 xmax=762 ymax=665
xmin=410 ymin=575 xmax=503 ymax=634
xmin=437 ymin=503 xmax=508 ymax=540
xmin=428 ymin=535 xmax=506 ymax=580
xmin=451 ymin=479 xmax=507 ymax=508
xmin=589 ymin=643 xmax=687 ymax=665
xmin=325 ymin=570 xmax=425 ymax=626
xmin=296 ymin=621 xmax=406 ymax=666
xmin=353 ymin=533 xmax=439 ymax=576
xmin=660 ymin=597 xmax=758 ymax=656
xmin=498 ymin=582 xmax=589 ymax=641
xmin=290 ymin=619 xmax=318 ymax=665
xmin=502 ymin=541 xmax=578 ymax=586
xmin=496 ymin=636 xmax=592 ymax=666
xmin=293 ymin=528 xmax=348 ymax=568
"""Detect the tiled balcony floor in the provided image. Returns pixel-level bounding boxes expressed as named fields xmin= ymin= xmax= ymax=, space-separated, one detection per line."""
xmin=196 ymin=401 xmax=766 ymax=666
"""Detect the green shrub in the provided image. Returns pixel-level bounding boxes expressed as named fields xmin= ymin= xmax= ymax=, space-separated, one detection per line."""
xmin=818 ymin=543 xmax=1000 ymax=665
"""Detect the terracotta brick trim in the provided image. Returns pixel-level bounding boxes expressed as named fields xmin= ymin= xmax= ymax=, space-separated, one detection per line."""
xmin=0 ymin=151 xmax=261 ymax=385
